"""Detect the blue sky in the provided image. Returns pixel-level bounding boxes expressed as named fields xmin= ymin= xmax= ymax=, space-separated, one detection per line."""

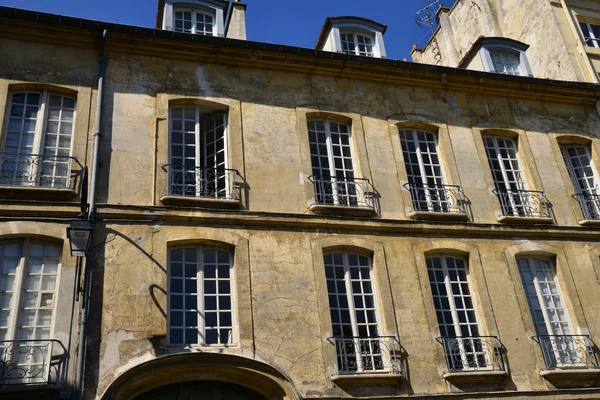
xmin=0 ymin=0 xmax=455 ymax=60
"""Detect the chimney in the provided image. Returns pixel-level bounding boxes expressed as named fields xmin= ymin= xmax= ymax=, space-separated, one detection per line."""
xmin=225 ymin=0 xmax=247 ymax=40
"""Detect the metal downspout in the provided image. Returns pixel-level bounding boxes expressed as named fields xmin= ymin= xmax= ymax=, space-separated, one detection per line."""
xmin=559 ymin=0 xmax=599 ymax=83
xmin=75 ymin=28 xmax=107 ymax=400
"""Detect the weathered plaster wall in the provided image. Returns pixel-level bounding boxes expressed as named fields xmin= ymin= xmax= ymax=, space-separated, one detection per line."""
xmin=412 ymin=0 xmax=589 ymax=82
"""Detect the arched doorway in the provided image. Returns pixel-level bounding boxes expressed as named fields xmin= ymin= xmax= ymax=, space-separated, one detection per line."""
xmin=134 ymin=380 xmax=268 ymax=400
xmin=100 ymin=353 xmax=300 ymax=400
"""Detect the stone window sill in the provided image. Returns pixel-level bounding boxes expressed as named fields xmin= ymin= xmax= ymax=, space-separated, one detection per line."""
xmin=310 ymin=204 xmax=376 ymax=217
xmin=331 ymin=372 xmax=402 ymax=385
xmin=160 ymin=195 xmax=243 ymax=209
xmin=0 ymin=185 xmax=77 ymax=201
xmin=497 ymin=215 xmax=553 ymax=225
xmin=579 ymin=219 xmax=600 ymax=227
xmin=408 ymin=210 xmax=468 ymax=222
xmin=442 ymin=370 xmax=507 ymax=384
xmin=540 ymin=368 xmax=600 ymax=381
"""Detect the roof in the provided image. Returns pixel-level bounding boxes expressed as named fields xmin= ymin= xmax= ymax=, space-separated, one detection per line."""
xmin=0 ymin=6 xmax=599 ymax=105
xmin=315 ymin=16 xmax=388 ymax=50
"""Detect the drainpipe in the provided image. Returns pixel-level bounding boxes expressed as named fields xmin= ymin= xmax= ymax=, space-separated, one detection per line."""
xmin=74 ymin=28 xmax=107 ymax=400
xmin=559 ymin=0 xmax=599 ymax=83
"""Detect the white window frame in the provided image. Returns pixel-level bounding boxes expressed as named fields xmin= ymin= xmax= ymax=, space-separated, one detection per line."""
xmin=168 ymin=105 xmax=229 ymax=198
xmin=325 ymin=251 xmax=388 ymax=374
xmin=426 ymin=254 xmax=489 ymax=371
xmin=579 ymin=22 xmax=600 ymax=48
xmin=480 ymin=44 xmax=533 ymax=77
xmin=399 ymin=128 xmax=450 ymax=212
xmin=483 ymin=135 xmax=534 ymax=217
xmin=329 ymin=24 xmax=386 ymax=58
xmin=562 ymin=144 xmax=600 ymax=219
xmin=1 ymin=91 xmax=76 ymax=188
xmin=308 ymin=119 xmax=366 ymax=207
xmin=517 ymin=257 xmax=582 ymax=368
xmin=0 ymin=239 xmax=61 ymax=384
xmin=167 ymin=245 xmax=237 ymax=347
xmin=340 ymin=31 xmax=375 ymax=57
xmin=173 ymin=8 xmax=216 ymax=36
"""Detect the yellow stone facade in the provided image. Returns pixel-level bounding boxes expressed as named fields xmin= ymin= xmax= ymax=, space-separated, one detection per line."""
xmin=2 ymin=3 xmax=600 ymax=400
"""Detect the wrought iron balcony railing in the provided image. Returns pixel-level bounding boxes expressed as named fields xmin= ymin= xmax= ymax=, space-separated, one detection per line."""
xmin=162 ymin=165 xmax=241 ymax=201
xmin=328 ymin=336 xmax=402 ymax=375
xmin=492 ymin=189 xmax=552 ymax=218
xmin=437 ymin=336 xmax=505 ymax=372
xmin=0 ymin=340 xmax=61 ymax=386
xmin=309 ymin=175 xmax=375 ymax=209
xmin=573 ymin=193 xmax=600 ymax=220
xmin=533 ymin=335 xmax=600 ymax=370
xmin=0 ymin=153 xmax=80 ymax=189
xmin=403 ymin=183 xmax=467 ymax=214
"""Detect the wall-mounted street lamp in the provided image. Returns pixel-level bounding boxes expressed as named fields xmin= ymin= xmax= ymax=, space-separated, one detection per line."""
xmin=67 ymin=219 xmax=93 ymax=257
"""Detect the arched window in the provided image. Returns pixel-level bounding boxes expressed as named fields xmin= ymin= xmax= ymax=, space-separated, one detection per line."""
xmin=477 ymin=38 xmax=533 ymax=77
xmin=308 ymin=119 xmax=360 ymax=207
xmin=324 ymin=251 xmax=392 ymax=374
xmin=168 ymin=246 xmax=235 ymax=346
xmin=168 ymin=105 xmax=229 ymax=199
xmin=561 ymin=143 xmax=600 ymax=219
xmin=0 ymin=239 xmax=61 ymax=384
xmin=1 ymin=91 xmax=76 ymax=188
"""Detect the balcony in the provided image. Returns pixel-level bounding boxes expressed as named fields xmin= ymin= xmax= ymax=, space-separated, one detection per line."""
xmin=160 ymin=165 xmax=243 ymax=209
xmin=492 ymin=189 xmax=553 ymax=224
xmin=437 ymin=336 xmax=507 ymax=383
xmin=309 ymin=175 xmax=376 ymax=216
xmin=0 ymin=153 xmax=81 ymax=199
xmin=403 ymin=183 xmax=468 ymax=221
xmin=0 ymin=340 xmax=65 ymax=387
xmin=327 ymin=336 xmax=402 ymax=384
xmin=573 ymin=193 xmax=600 ymax=225
xmin=533 ymin=335 xmax=600 ymax=384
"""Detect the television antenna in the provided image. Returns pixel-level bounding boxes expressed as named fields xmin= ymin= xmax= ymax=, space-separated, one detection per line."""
xmin=415 ymin=0 xmax=445 ymax=64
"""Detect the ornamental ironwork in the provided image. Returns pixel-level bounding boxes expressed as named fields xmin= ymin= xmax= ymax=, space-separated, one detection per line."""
xmin=403 ymin=183 xmax=467 ymax=214
xmin=533 ymin=335 xmax=600 ymax=370
xmin=328 ymin=336 xmax=402 ymax=375
xmin=309 ymin=175 xmax=375 ymax=209
xmin=0 ymin=153 xmax=79 ymax=189
xmin=492 ymin=189 xmax=552 ymax=218
xmin=0 ymin=340 xmax=57 ymax=386
xmin=437 ymin=336 xmax=505 ymax=372
xmin=573 ymin=193 xmax=600 ymax=220
xmin=162 ymin=165 xmax=241 ymax=201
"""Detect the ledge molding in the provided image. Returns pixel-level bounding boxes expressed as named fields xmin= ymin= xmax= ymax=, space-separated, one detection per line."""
xmin=160 ymin=195 xmax=243 ymax=209
xmin=442 ymin=370 xmax=507 ymax=384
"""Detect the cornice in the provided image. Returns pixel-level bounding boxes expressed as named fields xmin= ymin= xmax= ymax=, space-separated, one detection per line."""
xmin=1 ymin=8 xmax=600 ymax=106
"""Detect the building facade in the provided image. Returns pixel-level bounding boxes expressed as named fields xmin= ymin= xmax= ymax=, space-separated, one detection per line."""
xmin=2 ymin=1 xmax=600 ymax=399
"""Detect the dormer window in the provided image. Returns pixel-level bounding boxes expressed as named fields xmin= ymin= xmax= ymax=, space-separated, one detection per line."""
xmin=315 ymin=17 xmax=387 ymax=59
xmin=489 ymin=50 xmax=521 ymax=75
xmin=340 ymin=32 xmax=374 ymax=56
xmin=158 ymin=0 xmax=228 ymax=37
xmin=174 ymin=9 xmax=214 ymax=35
xmin=475 ymin=38 xmax=533 ymax=77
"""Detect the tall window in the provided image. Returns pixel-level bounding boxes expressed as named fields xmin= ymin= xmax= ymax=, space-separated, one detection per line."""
xmin=483 ymin=135 xmax=534 ymax=216
xmin=168 ymin=106 xmax=228 ymax=198
xmin=0 ymin=240 xmax=60 ymax=384
xmin=308 ymin=119 xmax=359 ymax=206
xmin=174 ymin=10 xmax=215 ymax=36
xmin=168 ymin=246 xmax=235 ymax=346
xmin=399 ymin=129 xmax=451 ymax=212
xmin=325 ymin=251 xmax=386 ymax=373
xmin=562 ymin=144 xmax=600 ymax=219
xmin=426 ymin=255 xmax=489 ymax=370
xmin=489 ymin=51 xmax=521 ymax=75
xmin=580 ymin=22 xmax=600 ymax=48
xmin=518 ymin=257 xmax=573 ymax=337
xmin=1 ymin=91 xmax=75 ymax=188
xmin=340 ymin=32 xmax=374 ymax=57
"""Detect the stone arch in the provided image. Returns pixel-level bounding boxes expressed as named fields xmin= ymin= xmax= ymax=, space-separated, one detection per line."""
xmin=100 ymin=353 xmax=301 ymax=400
